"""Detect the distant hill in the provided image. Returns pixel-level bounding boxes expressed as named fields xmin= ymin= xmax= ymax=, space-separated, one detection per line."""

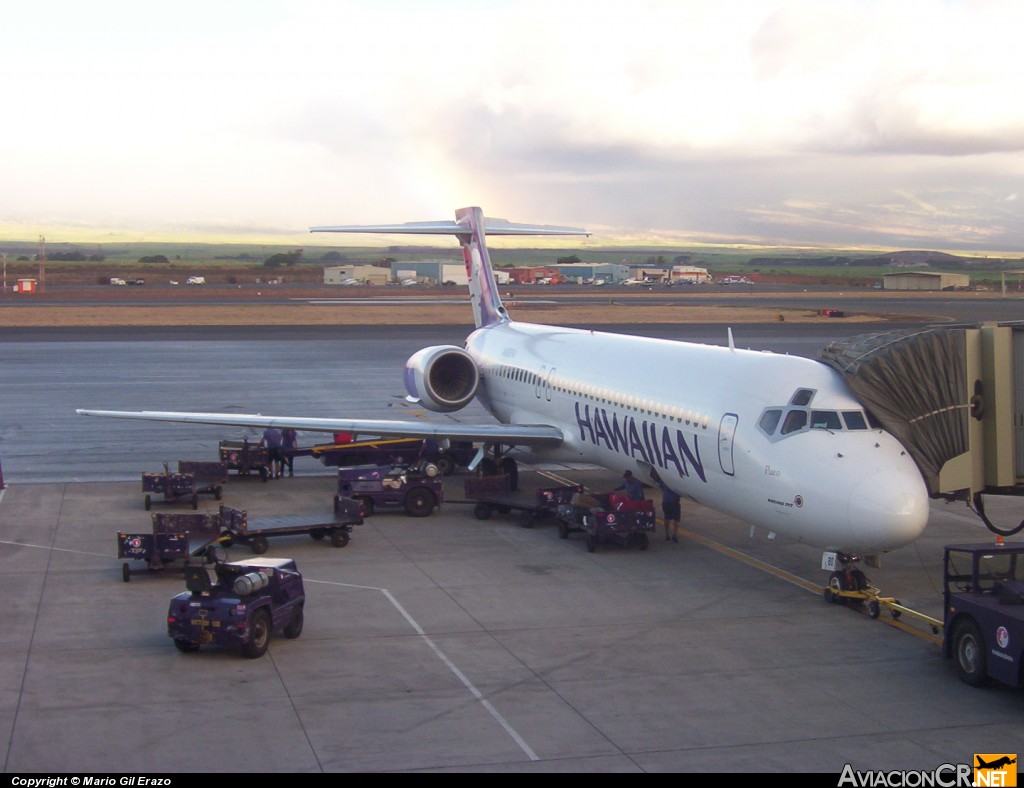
xmin=748 ymin=250 xmax=1017 ymax=270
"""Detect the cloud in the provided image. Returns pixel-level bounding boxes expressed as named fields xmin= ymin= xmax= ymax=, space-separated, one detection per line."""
xmin=2 ymin=0 xmax=1024 ymax=251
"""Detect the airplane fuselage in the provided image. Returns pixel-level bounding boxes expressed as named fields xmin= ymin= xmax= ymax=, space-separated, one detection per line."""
xmin=467 ymin=320 xmax=930 ymax=555
xmin=78 ymin=207 xmax=932 ymax=560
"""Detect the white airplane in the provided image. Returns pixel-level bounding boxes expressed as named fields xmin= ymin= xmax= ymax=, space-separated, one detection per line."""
xmin=78 ymin=207 xmax=929 ymax=587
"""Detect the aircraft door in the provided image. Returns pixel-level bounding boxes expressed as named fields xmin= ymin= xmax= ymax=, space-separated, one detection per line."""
xmin=719 ymin=413 xmax=738 ymax=476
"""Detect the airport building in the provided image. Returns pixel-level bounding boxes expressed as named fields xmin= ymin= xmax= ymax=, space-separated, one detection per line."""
xmin=504 ymin=267 xmax=560 ymax=285
xmin=627 ymin=264 xmax=710 ymax=284
xmin=547 ymin=263 xmax=629 ymax=284
xmin=389 ymin=259 xmax=461 ymax=284
xmin=323 ymin=265 xmax=391 ymax=285
xmin=882 ymin=272 xmax=971 ymax=290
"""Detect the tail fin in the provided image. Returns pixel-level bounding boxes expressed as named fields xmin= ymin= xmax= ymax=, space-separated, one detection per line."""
xmin=312 ymin=207 xmax=589 ymax=328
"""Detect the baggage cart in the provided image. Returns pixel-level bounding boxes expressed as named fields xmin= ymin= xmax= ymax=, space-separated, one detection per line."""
xmin=217 ymin=501 xmax=363 ymax=554
xmin=141 ymin=461 xmax=227 ymax=510
xmin=178 ymin=460 xmax=228 ymax=498
xmin=218 ymin=439 xmax=271 ymax=481
xmin=118 ymin=511 xmax=222 ymax=582
xmin=555 ymin=492 xmax=656 ymax=552
xmin=463 ymin=475 xmax=583 ymax=528
xmin=141 ymin=463 xmax=197 ymax=510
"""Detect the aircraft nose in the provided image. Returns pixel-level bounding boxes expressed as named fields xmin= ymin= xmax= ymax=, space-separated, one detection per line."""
xmin=848 ymin=470 xmax=929 ymax=552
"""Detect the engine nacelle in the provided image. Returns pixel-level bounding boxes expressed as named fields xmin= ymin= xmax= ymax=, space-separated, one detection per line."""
xmin=404 ymin=345 xmax=480 ymax=412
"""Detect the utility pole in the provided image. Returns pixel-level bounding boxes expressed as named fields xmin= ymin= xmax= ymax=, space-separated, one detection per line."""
xmin=38 ymin=235 xmax=46 ymax=293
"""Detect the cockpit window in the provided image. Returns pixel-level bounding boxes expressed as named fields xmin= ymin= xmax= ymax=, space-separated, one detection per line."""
xmin=810 ymin=410 xmax=842 ymax=430
xmin=790 ymin=388 xmax=815 ymax=406
xmin=758 ymin=409 xmax=783 ymax=435
xmin=781 ymin=410 xmax=807 ymax=435
xmin=759 ymin=403 xmax=874 ymax=441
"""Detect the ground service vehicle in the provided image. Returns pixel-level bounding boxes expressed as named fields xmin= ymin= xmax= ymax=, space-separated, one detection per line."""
xmin=944 ymin=541 xmax=1024 ymax=688
xmin=302 ymin=438 xmax=474 ymax=475
xmin=335 ymin=463 xmax=443 ymax=517
xmin=167 ymin=548 xmax=305 ymax=658
xmin=556 ymin=492 xmax=657 ymax=552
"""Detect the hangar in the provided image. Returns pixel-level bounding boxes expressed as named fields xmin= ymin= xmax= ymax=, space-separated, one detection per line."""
xmin=324 ymin=265 xmax=390 ymax=285
xmin=882 ymin=271 xmax=971 ymax=291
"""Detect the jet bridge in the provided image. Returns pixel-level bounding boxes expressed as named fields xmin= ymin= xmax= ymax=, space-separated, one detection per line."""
xmin=820 ymin=322 xmax=1024 ymax=536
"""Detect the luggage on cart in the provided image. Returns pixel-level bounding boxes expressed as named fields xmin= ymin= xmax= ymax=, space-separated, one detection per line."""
xmin=556 ymin=492 xmax=656 ymax=552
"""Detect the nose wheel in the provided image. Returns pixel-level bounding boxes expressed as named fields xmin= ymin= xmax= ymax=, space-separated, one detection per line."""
xmin=823 ymin=566 xmax=869 ymax=605
xmin=822 ymin=555 xmax=940 ymax=634
xmin=824 ymin=565 xmax=904 ymax=621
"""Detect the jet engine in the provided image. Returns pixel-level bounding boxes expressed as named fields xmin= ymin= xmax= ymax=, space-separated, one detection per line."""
xmin=404 ymin=345 xmax=480 ymax=412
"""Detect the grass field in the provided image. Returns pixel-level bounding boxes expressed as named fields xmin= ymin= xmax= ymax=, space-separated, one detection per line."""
xmin=2 ymin=238 xmax=1021 ymax=289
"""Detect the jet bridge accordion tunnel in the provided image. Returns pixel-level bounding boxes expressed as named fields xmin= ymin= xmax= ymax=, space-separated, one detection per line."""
xmin=820 ymin=322 xmax=1024 ymax=536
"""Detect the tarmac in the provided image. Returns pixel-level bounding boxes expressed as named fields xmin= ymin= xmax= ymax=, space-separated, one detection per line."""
xmin=3 ymin=307 xmax=1024 ymax=774
xmin=2 ymin=463 xmax=1023 ymax=774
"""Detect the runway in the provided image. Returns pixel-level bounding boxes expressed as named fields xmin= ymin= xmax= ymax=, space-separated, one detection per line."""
xmin=1 ymin=309 xmax=1023 ymax=773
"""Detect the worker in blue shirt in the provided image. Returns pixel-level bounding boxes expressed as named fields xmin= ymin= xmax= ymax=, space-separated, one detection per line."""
xmin=615 ymin=470 xmax=645 ymax=501
xmin=260 ymin=427 xmax=284 ymax=479
xmin=650 ymin=469 xmax=682 ymax=542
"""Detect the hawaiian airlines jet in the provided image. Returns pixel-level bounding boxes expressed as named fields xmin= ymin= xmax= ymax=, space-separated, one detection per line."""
xmin=78 ymin=207 xmax=930 ymax=580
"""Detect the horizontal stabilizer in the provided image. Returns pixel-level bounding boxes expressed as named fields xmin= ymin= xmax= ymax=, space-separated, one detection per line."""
xmin=311 ymin=218 xmax=589 ymax=237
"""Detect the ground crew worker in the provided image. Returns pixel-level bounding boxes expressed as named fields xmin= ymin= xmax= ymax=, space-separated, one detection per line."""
xmin=650 ymin=469 xmax=681 ymax=542
xmin=615 ymin=470 xmax=645 ymax=501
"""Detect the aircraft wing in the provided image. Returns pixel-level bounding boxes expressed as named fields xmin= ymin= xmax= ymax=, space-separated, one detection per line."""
xmin=75 ymin=409 xmax=565 ymax=446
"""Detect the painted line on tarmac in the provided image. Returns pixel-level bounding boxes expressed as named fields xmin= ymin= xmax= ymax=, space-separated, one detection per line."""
xmin=679 ymin=528 xmax=943 ymax=644
xmin=0 ymin=528 xmax=540 ymax=753
xmin=308 ymin=577 xmax=540 ymax=761
xmin=0 ymin=540 xmax=109 ymax=558
xmin=532 ymin=470 xmax=943 ymax=645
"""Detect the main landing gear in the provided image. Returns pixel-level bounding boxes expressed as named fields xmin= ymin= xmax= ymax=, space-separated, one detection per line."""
xmin=822 ymin=553 xmax=940 ymax=633
xmin=473 ymin=445 xmax=519 ymax=492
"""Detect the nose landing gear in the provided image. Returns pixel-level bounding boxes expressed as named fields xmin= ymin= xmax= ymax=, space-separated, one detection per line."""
xmin=822 ymin=553 xmax=941 ymax=634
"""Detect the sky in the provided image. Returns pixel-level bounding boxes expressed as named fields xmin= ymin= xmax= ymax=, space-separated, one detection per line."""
xmin=3 ymin=0 xmax=1023 ymax=253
